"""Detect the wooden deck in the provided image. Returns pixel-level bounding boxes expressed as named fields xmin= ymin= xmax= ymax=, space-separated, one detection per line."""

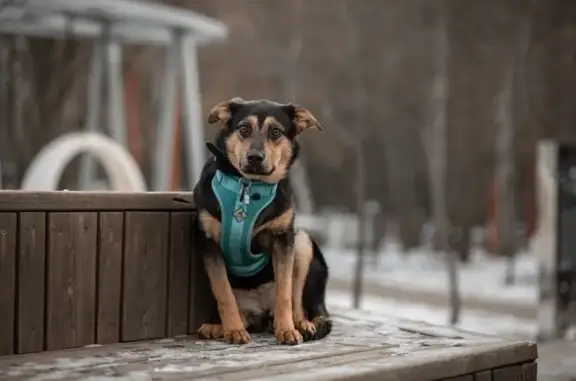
xmin=0 ymin=309 xmax=536 ymax=381
xmin=0 ymin=191 xmax=537 ymax=380
xmin=0 ymin=191 xmax=208 ymax=356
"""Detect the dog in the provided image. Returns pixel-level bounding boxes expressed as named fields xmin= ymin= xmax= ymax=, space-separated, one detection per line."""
xmin=193 ymin=97 xmax=332 ymax=345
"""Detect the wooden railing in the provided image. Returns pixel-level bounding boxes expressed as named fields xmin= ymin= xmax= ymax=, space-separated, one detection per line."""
xmin=0 ymin=191 xmax=213 ymax=355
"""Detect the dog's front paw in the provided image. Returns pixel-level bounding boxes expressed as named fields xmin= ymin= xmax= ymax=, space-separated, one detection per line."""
xmin=197 ymin=323 xmax=223 ymax=339
xmin=223 ymin=328 xmax=251 ymax=344
xmin=295 ymin=320 xmax=316 ymax=342
xmin=275 ymin=327 xmax=303 ymax=345
xmin=274 ymin=315 xmax=303 ymax=345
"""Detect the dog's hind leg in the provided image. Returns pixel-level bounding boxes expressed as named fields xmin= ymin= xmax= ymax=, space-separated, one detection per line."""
xmin=292 ymin=230 xmax=317 ymax=341
xmin=303 ymin=238 xmax=333 ymax=341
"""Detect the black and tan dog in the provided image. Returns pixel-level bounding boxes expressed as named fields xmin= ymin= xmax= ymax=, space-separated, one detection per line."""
xmin=193 ymin=97 xmax=332 ymax=345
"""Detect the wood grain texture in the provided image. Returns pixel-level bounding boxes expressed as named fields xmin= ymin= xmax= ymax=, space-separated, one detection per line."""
xmin=472 ymin=370 xmax=492 ymax=381
xmin=0 ymin=213 xmax=17 ymax=355
xmin=167 ymin=212 xmax=192 ymax=337
xmin=96 ymin=212 xmax=124 ymax=344
xmin=521 ymin=362 xmax=537 ymax=381
xmin=46 ymin=212 xmax=98 ymax=350
xmin=17 ymin=212 xmax=46 ymax=354
xmin=188 ymin=211 xmax=215 ymax=333
xmin=492 ymin=365 xmax=523 ymax=381
xmin=0 ymin=191 xmax=194 ymax=211
xmin=0 ymin=312 xmax=538 ymax=381
xmin=122 ymin=211 xmax=169 ymax=341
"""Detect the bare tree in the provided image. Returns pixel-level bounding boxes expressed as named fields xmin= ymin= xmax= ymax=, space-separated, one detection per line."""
xmin=279 ymin=0 xmax=315 ymax=214
xmin=423 ymin=0 xmax=460 ymax=324
xmin=498 ymin=6 xmax=533 ymax=285
xmin=335 ymin=0 xmax=368 ymax=310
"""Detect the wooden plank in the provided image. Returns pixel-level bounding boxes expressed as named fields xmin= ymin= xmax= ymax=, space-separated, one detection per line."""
xmin=0 ymin=317 xmax=538 ymax=381
xmin=0 ymin=191 xmax=194 ymax=211
xmin=473 ymin=370 xmax=492 ymax=381
xmin=0 ymin=213 xmax=17 ymax=355
xmin=492 ymin=365 xmax=523 ymax=381
xmin=444 ymin=376 xmax=472 ymax=381
xmin=167 ymin=212 xmax=192 ymax=337
xmin=17 ymin=212 xmax=46 ymax=354
xmin=188 ymin=211 xmax=216 ymax=333
xmin=521 ymin=362 xmax=537 ymax=381
xmin=96 ymin=212 xmax=124 ymax=344
xmin=46 ymin=212 xmax=98 ymax=350
xmin=122 ymin=212 xmax=169 ymax=341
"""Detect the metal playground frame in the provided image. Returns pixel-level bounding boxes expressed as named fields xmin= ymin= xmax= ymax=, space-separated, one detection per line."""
xmin=0 ymin=0 xmax=228 ymax=190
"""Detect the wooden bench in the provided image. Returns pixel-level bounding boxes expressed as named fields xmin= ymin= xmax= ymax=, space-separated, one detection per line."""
xmin=0 ymin=191 xmax=537 ymax=380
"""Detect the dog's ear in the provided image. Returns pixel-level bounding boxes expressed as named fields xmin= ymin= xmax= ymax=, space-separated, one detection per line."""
xmin=285 ymin=103 xmax=323 ymax=135
xmin=208 ymin=97 xmax=244 ymax=125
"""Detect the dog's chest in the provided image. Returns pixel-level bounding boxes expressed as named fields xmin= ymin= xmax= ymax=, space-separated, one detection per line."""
xmin=233 ymin=281 xmax=275 ymax=316
xmin=199 ymin=210 xmax=268 ymax=245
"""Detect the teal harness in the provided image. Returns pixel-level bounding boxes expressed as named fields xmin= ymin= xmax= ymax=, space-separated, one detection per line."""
xmin=211 ymin=169 xmax=278 ymax=277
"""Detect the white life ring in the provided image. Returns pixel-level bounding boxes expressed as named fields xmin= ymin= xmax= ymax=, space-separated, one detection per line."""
xmin=21 ymin=132 xmax=146 ymax=191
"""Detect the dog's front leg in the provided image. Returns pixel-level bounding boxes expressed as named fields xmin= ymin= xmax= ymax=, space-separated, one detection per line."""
xmin=203 ymin=254 xmax=251 ymax=344
xmin=271 ymin=230 xmax=303 ymax=345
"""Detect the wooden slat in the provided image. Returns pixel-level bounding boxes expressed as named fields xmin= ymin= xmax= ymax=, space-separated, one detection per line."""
xmin=46 ymin=212 xmax=98 ymax=350
xmin=167 ymin=212 xmax=192 ymax=337
xmin=521 ymin=362 xmax=537 ymax=381
xmin=473 ymin=370 xmax=492 ymax=381
xmin=188 ymin=212 xmax=215 ymax=333
xmin=0 ymin=191 xmax=194 ymax=211
xmin=0 ymin=213 xmax=17 ymax=355
xmin=122 ymin=212 xmax=169 ymax=341
xmin=96 ymin=212 xmax=124 ymax=344
xmin=492 ymin=365 xmax=523 ymax=381
xmin=17 ymin=212 xmax=46 ymax=354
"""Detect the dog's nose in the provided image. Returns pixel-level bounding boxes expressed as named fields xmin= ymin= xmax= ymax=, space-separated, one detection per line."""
xmin=246 ymin=150 xmax=265 ymax=165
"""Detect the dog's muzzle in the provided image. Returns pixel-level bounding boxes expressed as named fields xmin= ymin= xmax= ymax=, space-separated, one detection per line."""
xmin=243 ymin=150 xmax=274 ymax=175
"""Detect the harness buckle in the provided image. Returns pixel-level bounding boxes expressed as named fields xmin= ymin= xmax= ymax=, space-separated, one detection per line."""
xmin=239 ymin=179 xmax=251 ymax=205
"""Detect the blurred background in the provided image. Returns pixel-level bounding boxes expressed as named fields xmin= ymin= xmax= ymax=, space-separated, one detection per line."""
xmin=1 ymin=0 xmax=576 ymax=378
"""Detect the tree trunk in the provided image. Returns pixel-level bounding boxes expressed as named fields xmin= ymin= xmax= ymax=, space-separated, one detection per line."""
xmin=496 ymin=65 xmax=517 ymax=286
xmin=281 ymin=0 xmax=315 ymax=215
xmin=497 ymin=7 xmax=533 ymax=286
xmin=450 ymin=225 xmax=471 ymax=262
xmin=425 ymin=0 xmax=461 ymax=325
xmin=353 ymin=140 xmax=367 ymax=309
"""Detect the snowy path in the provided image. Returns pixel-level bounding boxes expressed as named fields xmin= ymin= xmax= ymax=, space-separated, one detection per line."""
xmin=324 ymin=245 xmax=538 ymax=308
xmin=323 ymin=244 xmax=539 ymax=340
xmin=326 ymin=290 xmax=536 ymax=340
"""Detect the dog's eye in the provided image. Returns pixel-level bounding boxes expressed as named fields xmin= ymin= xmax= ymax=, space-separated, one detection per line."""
xmin=238 ymin=124 xmax=252 ymax=138
xmin=269 ymin=127 xmax=283 ymax=140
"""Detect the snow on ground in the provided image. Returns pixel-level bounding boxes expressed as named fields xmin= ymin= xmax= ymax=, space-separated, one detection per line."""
xmin=323 ymin=240 xmax=539 ymax=339
xmin=326 ymin=290 xmax=537 ymax=340
xmin=324 ymin=242 xmax=538 ymax=307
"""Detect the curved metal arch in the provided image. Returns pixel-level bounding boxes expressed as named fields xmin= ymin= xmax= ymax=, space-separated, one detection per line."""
xmin=21 ymin=132 xmax=146 ymax=191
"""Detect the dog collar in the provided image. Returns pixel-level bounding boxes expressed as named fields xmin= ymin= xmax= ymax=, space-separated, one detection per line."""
xmin=211 ymin=170 xmax=278 ymax=277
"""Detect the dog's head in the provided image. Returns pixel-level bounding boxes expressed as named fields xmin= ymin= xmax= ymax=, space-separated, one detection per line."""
xmin=208 ymin=97 xmax=323 ymax=183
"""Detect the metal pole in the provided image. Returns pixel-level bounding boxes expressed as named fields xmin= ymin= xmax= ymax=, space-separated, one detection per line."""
xmin=536 ymin=140 xmax=561 ymax=340
xmin=78 ymin=39 xmax=104 ymax=190
xmin=152 ymin=38 xmax=179 ymax=191
xmin=177 ymin=32 xmax=205 ymax=187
